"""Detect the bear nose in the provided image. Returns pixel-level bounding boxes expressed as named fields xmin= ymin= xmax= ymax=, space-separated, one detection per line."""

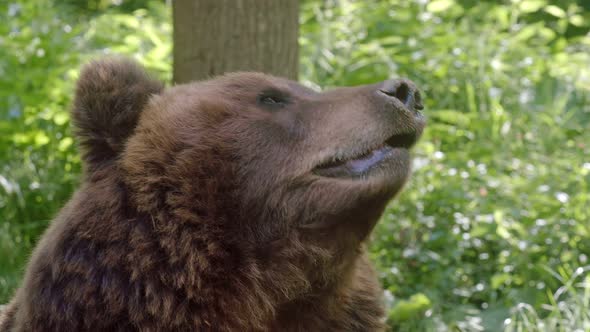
xmin=378 ymin=79 xmax=423 ymax=112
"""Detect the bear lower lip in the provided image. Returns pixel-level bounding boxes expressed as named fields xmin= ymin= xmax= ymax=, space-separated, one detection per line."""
xmin=313 ymin=145 xmax=407 ymax=178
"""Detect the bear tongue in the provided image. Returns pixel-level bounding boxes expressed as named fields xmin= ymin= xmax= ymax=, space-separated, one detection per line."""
xmin=345 ymin=146 xmax=393 ymax=174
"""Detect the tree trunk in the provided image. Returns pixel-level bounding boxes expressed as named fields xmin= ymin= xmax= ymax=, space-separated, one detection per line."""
xmin=173 ymin=0 xmax=299 ymax=84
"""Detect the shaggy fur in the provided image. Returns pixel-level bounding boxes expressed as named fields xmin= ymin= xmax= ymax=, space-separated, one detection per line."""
xmin=0 ymin=58 xmax=425 ymax=331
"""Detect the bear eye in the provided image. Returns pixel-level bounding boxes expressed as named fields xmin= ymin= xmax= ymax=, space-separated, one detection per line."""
xmin=258 ymin=90 xmax=289 ymax=108
xmin=261 ymin=96 xmax=283 ymax=104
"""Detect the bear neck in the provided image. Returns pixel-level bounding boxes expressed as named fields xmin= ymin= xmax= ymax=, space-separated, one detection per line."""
xmin=135 ymin=203 xmax=362 ymax=329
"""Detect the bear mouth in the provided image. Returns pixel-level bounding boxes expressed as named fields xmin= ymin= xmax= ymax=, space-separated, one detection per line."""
xmin=313 ymin=132 xmax=417 ymax=178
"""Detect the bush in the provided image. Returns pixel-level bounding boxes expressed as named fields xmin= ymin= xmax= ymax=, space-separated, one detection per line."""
xmin=300 ymin=0 xmax=589 ymax=330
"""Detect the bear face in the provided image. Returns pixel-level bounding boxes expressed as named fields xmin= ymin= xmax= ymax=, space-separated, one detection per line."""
xmin=122 ymin=70 xmax=424 ymax=254
xmin=1 ymin=58 xmax=424 ymax=332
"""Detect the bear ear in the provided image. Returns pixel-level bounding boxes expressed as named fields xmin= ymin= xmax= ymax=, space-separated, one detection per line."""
xmin=72 ymin=57 xmax=163 ymax=171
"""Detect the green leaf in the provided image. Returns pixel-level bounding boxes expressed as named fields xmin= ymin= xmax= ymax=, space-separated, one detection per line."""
xmin=34 ymin=132 xmax=50 ymax=146
xmin=514 ymin=25 xmax=539 ymax=42
xmin=426 ymin=0 xmax=454 ymax=13
xmin=519 ymin=0 xmax=546 ymax=13
xmin=569 ymin=15 xmax=585 ymax=27
xmin=53 ymin=112 xmax=69 ymax=126
xmin=389 ymin=293 xmax=432 ymax=322
xmin=58 ymin=137 xmax=73 ymax=152
xmin=544 ymin=5 xmax=566 ymax=18
xmin=429 ymin=109 xmax=472 ymax=127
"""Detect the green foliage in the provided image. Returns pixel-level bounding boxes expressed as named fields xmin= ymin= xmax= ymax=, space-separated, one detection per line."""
xmin=506 ymin=266 xmax=590 ymax=331
xmin=389 ymin=293 xmax=432 ymax=322
xmin=0 ymin=0 xmax=83 ymax=301
xmin=1 ymin=0 xmax=589 ymax=330
xmin=300 ymin=0 xmax=590 ymax=330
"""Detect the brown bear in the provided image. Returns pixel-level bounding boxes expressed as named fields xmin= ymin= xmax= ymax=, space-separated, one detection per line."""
xmin=0 ymin=57 xmax=424 ymax=331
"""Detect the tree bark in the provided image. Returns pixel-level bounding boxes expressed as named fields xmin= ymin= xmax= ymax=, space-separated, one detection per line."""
xmin=173 ymin=0 xmax=299 ymax=84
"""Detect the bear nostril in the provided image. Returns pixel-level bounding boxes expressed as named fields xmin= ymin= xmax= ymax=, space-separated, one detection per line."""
xmin=379 ymin=80 xmax=423 ymax=111
xmin=393 ymin=82 xmax=410 ymax=106
xmin=413 ymin=90 xmax=424 ymax=110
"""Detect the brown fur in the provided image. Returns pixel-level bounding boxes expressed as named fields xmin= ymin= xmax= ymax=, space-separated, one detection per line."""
xmin=0 ymin=58 xmax=424 ymax=331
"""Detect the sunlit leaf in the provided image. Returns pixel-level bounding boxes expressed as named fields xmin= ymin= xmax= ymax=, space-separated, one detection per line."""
xmin=58 ymin=137 xmax=73 ymax=152
xmin=389 ymin=293 xmax=432 ymax=322
xmin=544 ymin=5 xmax=566 ymax=18
xmin=426 ymin=0 xmax=454 ymax=13
xmin=34 ymin=132 xmax=50 ymax=146
xmin=519 ymin=0 xmax=546 ymax=13
xmin=53 ymin=112 xmax=68 ymax=126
